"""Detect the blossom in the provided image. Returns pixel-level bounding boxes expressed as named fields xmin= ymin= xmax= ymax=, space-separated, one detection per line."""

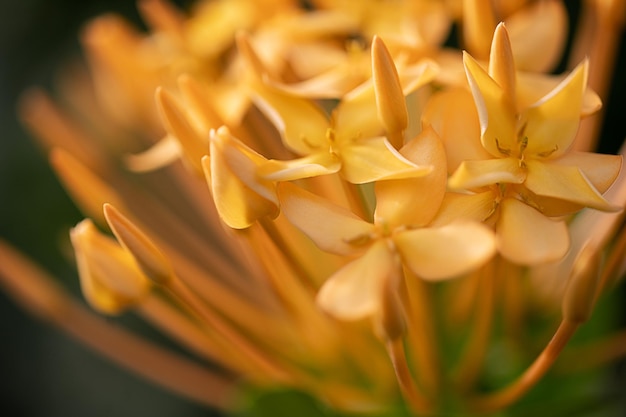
xmin=277 ymin=127 xmax=495 ymax=326
xmin=445 ymin=23 xmax=622 ymax=264
xmin=1 ymin=1 xmax=625 ymax=416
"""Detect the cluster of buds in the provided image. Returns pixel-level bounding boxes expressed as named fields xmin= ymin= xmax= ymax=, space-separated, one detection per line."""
xmin=1 ymin=0 xmax=625 ymax=415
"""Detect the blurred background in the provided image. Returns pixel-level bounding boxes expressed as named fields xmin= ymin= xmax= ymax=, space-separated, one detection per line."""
xmin=0 ymin=1 xmax=222 ymax=416
xmin=0 ymin=1 xmax=625 ymax=416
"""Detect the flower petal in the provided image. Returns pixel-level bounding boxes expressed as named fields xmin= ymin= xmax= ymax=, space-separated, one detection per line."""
xmin=394 ymin=222 xmax=496 ymax=281
xmin=70 ymin=219 xmax=150 ymax=315
xmin=525 ymin=160 xmax=620 ymax=211
xmin=334 ymin=81 xmax=384 ymax=141
xmin=523 ymin=60 xmax=588 ymax=157
xmin=422 ymin=87 xmax=490 ymax=173
xmin=340 ymin=136 xmax=432 ymax=184
xmin=463 ymin=52 xmax=517 ymax=157
xmin=448 ymin=158 xmax=525 ymax=190
xmin=251 ymin=83 xmax=330 ymax=155
xmin=429 ymin=190 xmax=497 ymax=226
xmin=277 ymin=182 xmax=375 ymax=256
xmin=316 ymin=240 xmax=394 ymax=320
xmin=506 ymin=0 xmax=568 ymax=72
xmin=374 ymin=126 xmax=447 ymax=228
xmin=208 ymin=129 xmax=278 ymax=229
xmin=258 ymin=152 xmax=341 ymax=182
xmin=497 ymin=198 xmax=569 ymax=265
xmin=551 ymin=152 xmax=622 ymax=194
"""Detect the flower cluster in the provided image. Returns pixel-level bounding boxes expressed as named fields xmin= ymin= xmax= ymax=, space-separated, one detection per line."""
xmin=1 ymin=0 xmax=626 ymax=415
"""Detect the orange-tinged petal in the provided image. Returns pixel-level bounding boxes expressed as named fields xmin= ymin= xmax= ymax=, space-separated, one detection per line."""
xmin=258 ymin=152 xmax=341 ymax=182
xmin=340 ymin=136 xmax=431 ymax=184
xmin=277 ymin=182 xmax=375 ymax=256
xmin=103 ymin=204 xmax=173 ymax=285
xmin=207 ymin=129 xmax=278 ymax=229
xmin=463 ymin=52 xmax=517 ymax=157
xmin=70 ymin=219 xmax=150 ymax=315
xmin=488 ymin=23 xmax=516 ymax=101
xmin=374 ymin=127 xmax=447 ymax=228
xmin=394 ymin=222 xmax=496 ymax=281
xmin=125 ymin=136 xmax=182 ymax=172
xmin=371 ymin=36 xmax=408 ymax=142
xmin=462 ymin=0 xmax=497 ymax=60
xmin=497 ymin=198 xmax=569 ymax=265
xmin=155 ymin=87 xmax=207 ymax=175
xmin=251 ymin=84 xmax=329 ymax=155
xmin=506 ymin=0 xmax=568 ymax=73
xmin=333 ymin=81 xmax=384 ymax=142
xmin=523 ymin=60 xmax=588 ymax=157
xmin=524 ymin=160 xmax=620 ymax=212
xmin=213 ymin=127 xmax=277 ymax=202
xmin=398 ymin=60 xmax=439 ymax=97
xmin=448 ymin=158 xmax=525 ymax=190
xmin=551 ymin=152 xmax=622 ymax=194
xmin=516 ymin=71 xmax=602 ymax=117
xmin=316 ymin=239 xmax=394 ymax=320
xmin=429 ymin=190 xmax=497 ymax=226
xmin=421 ymin=88 xmax=490 ymax=173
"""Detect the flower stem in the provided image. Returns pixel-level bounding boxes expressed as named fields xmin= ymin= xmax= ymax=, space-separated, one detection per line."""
xmin=386 ymin=338 xmax=433 ymax=415
xmin=469 ymin=320 xmax=579 ymax=413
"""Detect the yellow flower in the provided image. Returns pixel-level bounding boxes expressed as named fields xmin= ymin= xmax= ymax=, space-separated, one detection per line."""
xmin=250 ymin=37 xmax=437 ymax=183
xmin=278 ymin=128 xmax=495 ymax=325
xmin=446 ymin=24 xmax=622 ymax=264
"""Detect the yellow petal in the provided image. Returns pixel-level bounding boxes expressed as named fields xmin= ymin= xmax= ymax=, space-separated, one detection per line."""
xmin=70 ymin=219 xmax=150 ymax=315
xmin=463 ymin=52 xmax=517 ymax=157
xmin=523 ymin=60 xmax=588 ymax=158
xmin=155 ymin=87 xmax=207 ymax=175
xmin=488 ymin=23 xmax=516 ymax=101
xmin=506 ymin=0 xmax=568 ymax=72
xmin=316 ymin=240 xmax=393 ymax=320
xmin=258 ymin=152 xmax=341 ymax=182
xmin=277 ymin=182 xmax=375 ymax=256
xmin=333 ymin=81 xmax=384 ymax=142
xmin=371 ymin=36 xmax=408 ymax=143
xmin=124 ymin=135 xmax=182 ymax=172
xmin=516 ymin=71 xmax=602 ymax=117
xmin=374 ymin=127 xmax=447 ymax=228
xmin=497 ymin=198 xmax=569 ymax=265
xmin=551 ymin=152 xmax=622 ymax=194
xmin=448 ymin=158 xmax=525 ymax=190
xmin=394 ymin=222 xmax=496 ymax=281
xmin=213 ymin=127 xmax=278 ymax=202
xmin=398 ymin=60 xmax=439 ymax=97
xmin=429 ymin=190 xmax=497 ymax=226
xmin=462 ymin=0 xmax=497 ymax=60
xmin=524 ymin=160 xmax=620 ymax=212
xmin=207 ymin=128 xmax=278 ymax=229
xmin=421 ymin=87 xmax=491 ymax=173
xmin=251 ymin=83 xmax=330 ymax=155
xmin=340 ymin=136 xmax=432 ymax=184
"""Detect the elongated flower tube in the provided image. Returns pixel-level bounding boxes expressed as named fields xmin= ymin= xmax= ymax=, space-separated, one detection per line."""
xmin=2 ymin=2 xmax=626 ymax=416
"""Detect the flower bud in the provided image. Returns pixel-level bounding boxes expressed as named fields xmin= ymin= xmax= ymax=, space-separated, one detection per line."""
xmin=103 ymin=204 xmax=174 ymax=285
xmin=70 ymin=219 xmax=150 ymax=315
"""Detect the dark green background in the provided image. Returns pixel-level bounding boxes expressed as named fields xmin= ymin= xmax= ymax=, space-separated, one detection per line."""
xmin=0 ymin=1 xmax=221 ymax=416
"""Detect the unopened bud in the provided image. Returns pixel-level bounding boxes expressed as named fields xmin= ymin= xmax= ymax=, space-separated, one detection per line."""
xmin=103 ymin=204 xmax=174 ymax=285
xmin=372 ymin=36 xmax=408 ymax=148
xmin=70 ymin=219 xmax=150 ymax=315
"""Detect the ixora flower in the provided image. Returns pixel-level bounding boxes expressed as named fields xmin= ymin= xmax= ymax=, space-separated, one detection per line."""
xmin=1 ymin=1 xmax=626 ymax=416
